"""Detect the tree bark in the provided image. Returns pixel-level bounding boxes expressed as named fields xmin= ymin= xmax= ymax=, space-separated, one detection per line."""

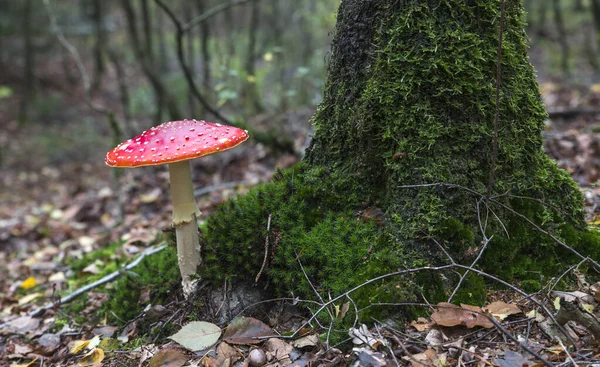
xmin=18 ymin=0 xmax=34 ymax=126
xmin=196 ymin=0 xmax=212 ymax=89
xmin=121 ymin=0 xmax=182 ymax=121
xmin=91 ymin=0 xmax=106 ymax=94
xmin=552 ymin=0 xmax=569 ymax=74
xmin=242 ymin=0 xmax=263 ymax=115
xmin=203 ymin=0 xmax=598 ymax=313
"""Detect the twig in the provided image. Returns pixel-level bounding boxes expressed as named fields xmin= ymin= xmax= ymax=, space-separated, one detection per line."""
xmin=183 ymin=0 xmax=255 ymax=33
xmin=255 ymin=214 xmax=271 ymax=282
xmin=487 ymin=0 xmax=506 ymax=199
xmin=448 ymin=199 xmax=493 ymax=302
xmin=488 ymin=316 xmax=553 ymax=367
xmin=154 ymin=0 xmax=236 ymax=125
xmin=557 ymin=339 xmax=579 ymax=367
xmin=1 ymin=244 xmax=168 ymax=328
xmin=399 ymin=181 xmax=600 ymax=271
xmin=489 ymin=198 xmax=600 ymax=271
xmin=374 ymin=323 xmax=400 ymax=367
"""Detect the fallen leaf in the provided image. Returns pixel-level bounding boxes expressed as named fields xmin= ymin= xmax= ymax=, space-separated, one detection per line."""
xmin=21 ymin=276 xmax=36 ymax=290
xmin=38 ymin=333 xmax=61 ymax=349
xmin=78 ymin=348 xmax=104 ymax=366
xmin=18 ymin=292 xmax=42 ymax=306
xmin=215 ymin=342 xmax=241 ymax=365
xmin=9 ymin=316 xmax=39 ymax=333
xmin=82 ymin=263 xmax=100 ymax=275
xmin=69 ymin=336 xmax=99 ymax=355
xmin=483 ymin=301 xmax=521 ymax=320
xmin=263 ymin=338 xmax=293 ymax=365
xmin=349 ymin=324 xmax=386 ymax=349
xmin=290 ymin=334 xmax=319 ymax=349
xmin=11 ymin=358 xmax=38 ymax=367
xmin=494 ymin=350 xmax=532 ymax=367
xmin=430 ymin=302 xmax=493 ymax=329
xmin=149 ymin=347 xmax=189 ymax=367
xmin=140 ymin=188 xmax=162 ymax=203
xmin=169 ymin=321 xmax=221 ymax=351
xmin=92 ymin=326 xmax=117 ymax=337
xmin=410 ymin=317 xmax=433 ymax=332
xmin=525 ymin=309 xmax=545 ymax=322
xmin=48 ymin=272 xmax=66 ymax=283
xmin=222 ymin=317 xmax=271 ymax=345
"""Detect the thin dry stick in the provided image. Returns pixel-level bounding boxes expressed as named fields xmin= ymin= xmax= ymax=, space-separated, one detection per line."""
xmin=487 ymin=0 xmax=506 ymax=199
xmin=400 ymin=181 xmax=600 ymax=271
xmin=0 ymin=244 xmax=168 ymax=328
xmin=183 ymin=0 xmax=255 ymax=33
xmin=255 ymin=214 xmax=272 ymax=282
xmin=488 ymin=315 xmax=553 ymax=367
xmin=294 ymin=249 xmax=336 ymax=348
xmin=448 ymin=199 xmax=493 ymax=302
xmin=557 ymin=339 xmax=579 ymax=367
xmin=154 ymin=0 xmax=238 ymax=125
xmin=374 ymin=323 xmax=400 ymax=367
xmin=490 ymin=198 xmax=600 ymax=271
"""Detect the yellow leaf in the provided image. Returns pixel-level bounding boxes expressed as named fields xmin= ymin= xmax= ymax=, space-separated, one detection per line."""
xmin=247 ymin=75 xmax=256 ymax=83
xmin=78 ymin=348 xmax=104 ymax=366
xmin=582 ymin=303 xmax=595 ymax=313
xmin=11 ymin=358 xmax=38 ymax=367
xmin=263 ymin=52 xmax=273 ymax=62
xmin=70 ymin=339 xmax=91 ymax=354
xmin=21 ymin=276 xmax=36 ymax=290
xmin=18 ymin=292 xmax=41 ymax=306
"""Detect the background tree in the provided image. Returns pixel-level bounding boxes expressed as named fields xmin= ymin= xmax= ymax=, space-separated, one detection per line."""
xmin=202 ymin=0 xmax=600 ymax=314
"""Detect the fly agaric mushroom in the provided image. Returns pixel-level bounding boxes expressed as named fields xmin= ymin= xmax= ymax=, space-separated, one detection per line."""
xmin=105 ymin=119 xmax=249 ymax=297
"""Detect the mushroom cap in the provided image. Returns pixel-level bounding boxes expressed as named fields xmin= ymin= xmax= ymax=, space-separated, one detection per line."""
xmin=105 ymin=119 xmax=249 ymax=167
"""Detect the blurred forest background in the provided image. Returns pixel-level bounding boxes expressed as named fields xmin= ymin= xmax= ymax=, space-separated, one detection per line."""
xmin=0 ymin=0 xmax=600 ymax=170
xmin=3 ymin=0 xmax=600 ymax=248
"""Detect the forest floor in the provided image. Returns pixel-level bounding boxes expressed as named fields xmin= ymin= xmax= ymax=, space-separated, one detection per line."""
xmin=2 ymin=81 xmax=600 ymax=366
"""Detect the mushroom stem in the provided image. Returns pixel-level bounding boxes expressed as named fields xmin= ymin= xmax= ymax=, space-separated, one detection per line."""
xmin=168 ymin=160 xmax=201 ymax=298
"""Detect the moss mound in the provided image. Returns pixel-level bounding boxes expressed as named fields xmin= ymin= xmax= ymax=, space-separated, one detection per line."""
xmin=202 ymin=0 xmax=600 ymax=319
xmin=102 ymin=246 xmax=180 ymax=322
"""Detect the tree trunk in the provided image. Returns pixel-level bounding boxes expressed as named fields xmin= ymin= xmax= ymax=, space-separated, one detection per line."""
xmin=196 ymin=0 xmax=212 ymax=89
xmin=242 ymin=0 xmax=263 ymax=115
xmin=121 ymin=0 xmax=182 ymax=121
xmin=202 ymin=0 xmax=599 ymax=315
xmin=552 ymin=0 xmax=569 ymax=74
xmin=18 ymin=0 xmax=34 ymax=126
xmin=91 ymin=0 xmax=106 ymax=94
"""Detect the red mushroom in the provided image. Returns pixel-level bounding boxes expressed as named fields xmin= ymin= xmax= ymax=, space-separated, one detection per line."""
xmin=106 ymin=119 xmax=249 ymax=297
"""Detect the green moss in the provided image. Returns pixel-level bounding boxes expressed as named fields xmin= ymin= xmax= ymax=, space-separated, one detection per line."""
xmin=450 ymin=274 xmax=487 ymax=306
xmin=200 ymin=0 xmax=600 ymax=323
xmin=521 ymin=280 xmax=541 ymax=293
xmin=102 ymin=246 xmax=180 ymax=323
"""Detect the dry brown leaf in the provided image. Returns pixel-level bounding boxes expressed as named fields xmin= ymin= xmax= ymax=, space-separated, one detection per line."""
xmin=430 ymin=302 xmax=493 ymax=329
xmin=410 ymin=317 xmax=433 ymax=332
xmin=215 ymin=342 xmax=241 ymax=365
xmin=149 ymin=347 xmax=189 ymax=367
xmin=290 ymin=334 xmax=319 ymax=349
xmin=263 ymin=338 xmax=293 ymax=365
xmin=483 ymin=301 xmax=521 ymax=320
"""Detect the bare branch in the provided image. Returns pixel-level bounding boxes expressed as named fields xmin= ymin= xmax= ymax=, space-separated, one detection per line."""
xmin=154 ymin=0 xmax=234 ymax=125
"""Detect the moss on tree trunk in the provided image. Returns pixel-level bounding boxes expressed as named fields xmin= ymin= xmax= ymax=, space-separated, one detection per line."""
xmin=202 ymin=0 xmax=600 ymax=316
